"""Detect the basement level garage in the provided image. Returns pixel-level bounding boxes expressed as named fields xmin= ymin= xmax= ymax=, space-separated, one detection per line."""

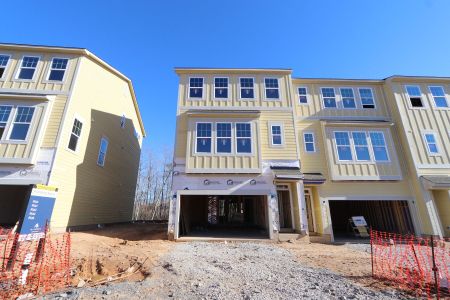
xmin=329 ymin=200 xmax=415 ymax=240
xmin=0 ymin=185 xmax=32 ymax=228
xmin=179 ymin=195 xmax=269 ymax=239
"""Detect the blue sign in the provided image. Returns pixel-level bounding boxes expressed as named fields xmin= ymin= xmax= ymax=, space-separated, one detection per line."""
xmin=19 ymin=191 xmax=56 ymax=236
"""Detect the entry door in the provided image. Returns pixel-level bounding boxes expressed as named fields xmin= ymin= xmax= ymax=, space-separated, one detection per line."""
xmin=277 ymin=188 xmax=293 ymax=229
xmin=304 ymin=189 xmax=315 ymax=233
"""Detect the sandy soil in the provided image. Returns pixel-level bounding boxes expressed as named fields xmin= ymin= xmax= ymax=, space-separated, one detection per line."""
xmin=69 ymin=223 xmax=173 ymax=285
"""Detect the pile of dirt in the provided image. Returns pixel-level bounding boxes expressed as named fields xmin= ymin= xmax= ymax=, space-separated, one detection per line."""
xmin=69 ymin=223 xmax=172 ymax=286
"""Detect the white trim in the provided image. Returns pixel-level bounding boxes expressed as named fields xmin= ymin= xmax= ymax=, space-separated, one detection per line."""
xmin=333 ymin=131 xmax=353 ymax=161
xmin=421 ymin=130 xmax=441 ymax=156
xmin=194 ymin=122 xmax=213 ymax=154
xmin=45 ymin=57 xmax=70 ymax=83
xmin=428 ymin=85 xmax=449 ymax=110
xmin=320 ymin=87 xmax=337 ymax=109
xmin=368 ymin=131 xmax=391 ymax=162
xmin=14 ymin=55 xmax=41 ymax=82
xmin=0 ymin=54 xmax=12 ymax=81
xmin=339 ymin=87 xmax=357 ymax=109
xmin=268 ymin=122 xmax=284 ymax=147
xmin=235 ymin=121 xmax=253 ymax=155
xmin=331 ymin=175 xmax=403 ymax=181
xmin=405 ymin=85 xmax=427 ymax=109
xmin=416 ymin=164 xmax=450 ymax=169
xmin=97 ymin=136 xmax=109 ymax=167
xmin=179 ymin=105 xmax=292 ymax=111
xmin=297 ymin=86 xmax=309 ymax=105
xmin=358 ymin=87 xmax=377 ymax=109
xmin=263 ymin=77 xmax=280 ymax=100
xmin=239 ymin=77 xmax=256 ymax=100
xmin=276 ymin=184 xmax=295 ymax=230
xmin=185 ymin=168 xmax=262 ymax=174
xmin=215 ymin=122 xmax=233 ymax=154
xmin=351 ymin=131 xmax=371 ymax=162
xmin=304 ymin=187 xmax=317 ymax=233
xmin=0 ymin=104 xmax=13 ymax=141
xmin=66 ymin=115 xmax=84 ymax=154
xmin=6 ymin=106 xmax=36 ymax=142
xmin=187 ymin=76 xmax=205 ymax=100
xmin=213 ymin=76 xmax=230 ymax=100
xmin=302 ymin=131 xmax=316 ymax=153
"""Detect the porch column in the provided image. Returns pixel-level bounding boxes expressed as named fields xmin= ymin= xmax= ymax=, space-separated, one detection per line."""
xmin=296 ymin=180 xmax=308 ymax=234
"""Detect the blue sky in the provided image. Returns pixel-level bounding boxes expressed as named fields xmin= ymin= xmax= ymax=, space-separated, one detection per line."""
xmin=2 ymin=0 xmax=450 ymax=155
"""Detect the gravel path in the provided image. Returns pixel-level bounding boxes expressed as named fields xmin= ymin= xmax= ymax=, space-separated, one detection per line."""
xmin=43 ymin=242 xmax=407 ymax=300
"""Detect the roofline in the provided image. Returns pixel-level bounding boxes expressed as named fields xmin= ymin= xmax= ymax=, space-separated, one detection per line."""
xmin=293 ymin=77 xmax=384 ymax=83
xmin=0 ymin=42 xmax=146 ymax=137
xmin=174 ymin=67 xmax=292 ymax=74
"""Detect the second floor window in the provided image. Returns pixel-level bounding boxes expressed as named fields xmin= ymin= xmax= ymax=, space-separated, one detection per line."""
xmin=9 ymin=106 xmax=35 ymax=140
xmin=196 ymin=123 xmax=212 ymax=153
xmin=359 ymin=88 xmax=375 ymax=109
xmin=321 ymin=88 xmax=337 ymax=108
xmin=265 ymin=78 xmax=280 ymax=99
xmin=424 ymin=133 xmax=439 ymax=155
xmin=340 ymin=88 xmax=356 ymax=108
xmin=0 ymin=106 xmax=12 ymax=139
xmin=352 ymin=132 xmax=370 ymax=161
xmin=189 ymin=77 xmax=203 ymax=98
xmin=240 ymin=78 xmax=254 ymax=99
xmin=214 ymin=77 xmax=228 ymax=99
xmin=334 ymin=132 xmax=352 ymax=161
xmin=429 ymin=86 xmax=448 ymax=108
xmin=236 ymin=123 xmax=251 ymax=153
xmin=97 ymin=137 xmax=109 ymax=166
xmin=216 ymin=123 xmax=231 ymax=153
xmin=369 ymin=132 xmax=389 ymax=161
xmin=270 ymin=125 xmax=283 ymax=145
xmin=18 ymin=56 xmax=39 ymax=80
xmin=48 ymin=58 xmax=68 ymax=81
xmin=303 ymin=132 xmax=315 ymax=152
xmin=68 ymin=118 xmax=83 ymax=151
xmin=298 ymin=87 xmax=308 ymax=104
xmin=406 ymin=85 xmax=424 ymax=108
xmin=0 ymin=55 xmax=10 ymax=78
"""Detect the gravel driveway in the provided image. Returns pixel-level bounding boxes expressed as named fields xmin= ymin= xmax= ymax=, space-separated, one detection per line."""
xmin=43 ymin=242 xmax=407 ymax=300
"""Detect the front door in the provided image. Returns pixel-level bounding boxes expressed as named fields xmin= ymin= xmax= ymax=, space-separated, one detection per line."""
xmin=277 ymin=186 xmax=293 ymax=230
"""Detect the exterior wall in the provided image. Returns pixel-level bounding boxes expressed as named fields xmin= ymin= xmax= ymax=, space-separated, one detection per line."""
xmin=432 ymin=190 xmax=450 ymax=237
xmin=49 ymin=56 xmax=143 ymax=229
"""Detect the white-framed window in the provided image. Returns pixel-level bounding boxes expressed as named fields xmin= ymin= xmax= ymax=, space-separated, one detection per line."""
xmin=17 ymin=56 xmax=39 ymax=80
xmin=240 ymin=77 xmax=255 ymax=99
xmin=214 ymin=77 xmax=229 ymax=99
xmin=369 ymin=131 xmax=389 ymax=161
xmin=68 ymin=118 xmax=83 ymax=152
xmin=429 ymin=86 xmax=448 ymax=108
xmin=405 ymin=85 xmax=424 ymax=108
xmin=0 ymin=54 xmax=11 ymax=79
xmin=359 ymin=88 xmax=375 ymax=109
xmin=264 ymin=78 xmax=280 ymax=99
xmin=270 ymin=124 xmax=283 ymax=146
xmin=298 ymin=87 xmax=308 ymax=104
xmin=236 ymin=123 xmax=252 ymax=153
xmin=189 ymin=77 xmax=203 ymax=99
xmin=47 ymin=58 xmax=68 ymax=81
xmin=334 ymin=131 xmax=353 ymax=161
xmin=196 ymin=123 xmax=212 ymax=153
xmin=321 ymin=87 xmax=337 ymax=108
xmin=352 ymin=132 xmax=371 ymax=161
xmin=120 ymin=114 xmax=126 ymax=128
xmin=423 ymin=133 xmax=440 ymax=155
xmin=216 ymin=122 xmax=232 ymax=153
xmin=340 ymin=88 xmax=356 ymax=109
xmin=8 ymin=106 xmax=35 ymax=141
xmin=97 ymin=137 xmax=109 ymax=167
xmin=303 ymin=132 xmax=315 ymax=153
xmin=0 ymin=105 xmax=12 ymax=139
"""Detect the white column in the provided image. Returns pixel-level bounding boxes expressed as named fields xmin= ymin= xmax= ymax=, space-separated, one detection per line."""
xmin=296 ymin=181 xmax=308 ymax=234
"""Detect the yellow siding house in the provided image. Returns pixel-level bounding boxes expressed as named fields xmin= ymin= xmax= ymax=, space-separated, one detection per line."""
xmin=0 ymin=43 xmax=145 ymax=231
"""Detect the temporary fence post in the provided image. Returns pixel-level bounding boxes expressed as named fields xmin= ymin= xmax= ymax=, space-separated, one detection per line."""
xmin=430 ymin=235 xmax=439 ymax=299
xmin=370 ymin=227 xmax=374 ymax=277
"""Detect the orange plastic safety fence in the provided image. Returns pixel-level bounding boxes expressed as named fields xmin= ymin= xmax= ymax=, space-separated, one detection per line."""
xmin=370 ymin=229 xmax=449 ymax=299
xmin=0 ymin=228 xmax=71 ymax=299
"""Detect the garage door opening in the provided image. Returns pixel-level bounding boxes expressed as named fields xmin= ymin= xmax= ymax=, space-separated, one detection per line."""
xmin=0 ymin=185 xmax=32 ymax=228
xmin=179 ymin=195 xmax=269 ymax=239
xmin=329 ymin=200 xmax=414 ymax=240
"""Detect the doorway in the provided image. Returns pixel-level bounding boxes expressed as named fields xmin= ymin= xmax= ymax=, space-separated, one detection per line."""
xmin=276 ymin=185 xmax=293 ymax=231
xmin=304 ymin=188 xmax=315 ymax=233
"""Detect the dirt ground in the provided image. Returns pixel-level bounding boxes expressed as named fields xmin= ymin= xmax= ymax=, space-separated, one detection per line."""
xmin=69 ymin=222 xmax=172 ymax=285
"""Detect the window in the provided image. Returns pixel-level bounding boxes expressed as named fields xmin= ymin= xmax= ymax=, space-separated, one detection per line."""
xmin=189 ymin=77 xmax=203 ymax=98
xmin=423 ymin=133 xmax=439 ymax=155
xmin=352 ymin=132 xmax=370 ymax=161
xmin=298 ymin=87 xmax=308 ymax=104
xmin=359 ymin=88 xmax=375 ymax=109
xmin=264 ymin=78 xmax=279 ymax=99
xmin=48 ymin=58 xmax=68 ymax=81
xmin=303 ymin=132 xmax=315 ymax=152
xmin=236 ymin=123 xmax=251 ymax=153
xmin=369 ymin=132 xmax=389 ymax=161
xmin=216 ymin=123 xmax=232 ymax=153
xmin=97 ymin=137 xmax=109 ymax=166
xmin=196 ymin=123 xmax=212 ymax=153
xmin=321 ymin=88 xmax=337 ymax=108
xmin=0 ymin=106 xmax=12 ymax=139
xmin=429 ymin=86 xmax=448 ymax=108
xmin=240 ymin=78 xmax=254 ymax=99
xmin=9 ymin=107 xmax=35 ymax=140
xmin=406 ymin=85 xmax=424 ymax=108
xmin=0 ymin=55 xmax=10 ymax=78
xmin=214 ymin=77 xmax=228 ymax=99
xmin=68 ymin=118 xmax=83 ymax=151
xmin=334 ymin=132 xmax=352 ymax=161
xmin=270 ymin=124 xmax=283 ymax=145
xmin=17 ymin=56 xmax=39 ymax=80
xmin=340 ymin=88 xmax=356 ymax=108
xmin=120 ymin=114 xmax=126 ymax=128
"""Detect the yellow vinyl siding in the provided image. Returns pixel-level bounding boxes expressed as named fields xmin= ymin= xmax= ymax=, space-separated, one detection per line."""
xmin=433 ymin=190 xmax=450 ymax=237
xmin=297 ymin=122 xmax=328 ymax=175
xmin=49 ymin=56 xmax=142 ymax=229
xmin=41 ymin=95 xmax=69 ymax=147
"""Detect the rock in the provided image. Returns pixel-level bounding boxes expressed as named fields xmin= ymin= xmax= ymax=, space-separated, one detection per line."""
xmin=77 ymin=279 xmax=86 ymax=288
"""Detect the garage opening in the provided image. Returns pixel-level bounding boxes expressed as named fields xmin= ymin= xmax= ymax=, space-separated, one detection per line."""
xmin=0 ymin=185 xmax=32 ymax=228
xmin=179 ymin=195 xmax=269 ymax=239
xmin=329 ymin=200 xmax=414 ymax=239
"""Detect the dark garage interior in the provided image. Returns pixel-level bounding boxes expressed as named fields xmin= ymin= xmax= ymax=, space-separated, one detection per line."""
xmin=329 ymin=200 xmax=415 ymax=239
xmin=0 ymin=185 xmax=32 ymax=228
xmin=179 ymin=195 xmax=269 ymax=238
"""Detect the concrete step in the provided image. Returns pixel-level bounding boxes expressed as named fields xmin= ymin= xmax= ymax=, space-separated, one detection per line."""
xmin=278 ymin=233 xmax=309 ymax=243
